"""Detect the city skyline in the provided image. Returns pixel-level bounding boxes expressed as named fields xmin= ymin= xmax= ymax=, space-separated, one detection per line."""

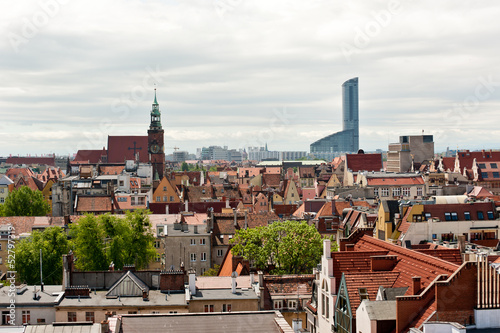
xmin=2 ymin=0 xmax=500 ymax=156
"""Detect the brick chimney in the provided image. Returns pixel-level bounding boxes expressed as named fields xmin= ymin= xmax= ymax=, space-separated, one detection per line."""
xmin=412 ymin=276 xmax=421 ymax=295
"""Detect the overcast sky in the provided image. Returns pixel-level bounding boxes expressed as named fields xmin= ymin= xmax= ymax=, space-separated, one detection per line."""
xmin=1 ymin=0 xmax=500 ymax=157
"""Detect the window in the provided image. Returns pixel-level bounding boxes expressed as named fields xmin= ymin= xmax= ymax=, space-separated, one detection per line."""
xmin=163 ymin=196 xmax=167 ymax=202
xmin=487 ymin=211 xmax=495 ymax=220
xmin=325 ymin=220 xmax=332 ymax=230
xmin=491 ymin=163 xmax=498 ymax=169
xmin=444 ymin=213 xmax=451 ymax=221
xmin=288 ymin=300 xmax=297 ymax=310
xmin=0 ymin=198 xmax=3 ymax=204
xmin=402 ymin=187 xmax=411 ymax=197
xmin=67 ymin=312 xmax=77 ymax=322
xmin=201 ymin=252 xmax=207 ymax=261
xmin=155 ymin=253 xmax=161 ymax=262
xmin=222 ymin=304 xmax=232 ymax=312
xmin=374 ymin=188 xmax=379 ymax=196
xmin=85 ymin=312 xmax=95 ymax=323
xmin=152 ymin=311 xmax=160 ymax=314
xmin=274 ymin=300 xmax=282 ymax=309
xmin=359 ymin=288 xmax=369 ymax=301
xmin=163 ymin=186 xmax=167 ymax=191
xmin=380 ymin=188 xmax=389 ymax=197
xmin=392 ymin=187 xmax=401 ymax=197
xmin=22 ymin=311 xmax=30 ymax=324
xmin=482 ymin=172 xmax=489 ymax=179
xmin=493 ymin=172 xmax=500 ymax=178
xmin=128 ymin=311 xmax=137 ymax=314
xmin=37 ymin=318 xmax=45 ymax=324
xmin=0 ymin=243 xmax=2 ymax=251
xmin=190 ymin=239 xmax=196 ymax=245
xmin=190 ymin=253 xmax=196 ymax=262
xmin=170 ymin=196 xmax=174 ymax=202
xmin=0 ymin=188 xmax=3 ymax=193
xmin=156 ymin=196 xmax=160 ymax=202
xmin=478 ymin=211 xmax=484 ymax=220
xmin=200 ymin=239 xmax=206 ymax=245
xmin=451 ymin=212 xmax=458 ymax=221
xmin=417 ymin=187 xmax=423 ymax=196
xmin=2 ymin=311 xmax=8 ymax=325
xmin=217 ymin=249 xmax=223 ymax=257
xmin=169 ymin=311 xmax=178 ymax=314
xmin=154 ymin=240 xmax=161 ymax=248
xmin=204 ymin=305 xmax=214 ymax=312
xmin=479 ymin=163 xmax=486 ymax=169
xmin=464 ymin=212 xmax=471 ymax=220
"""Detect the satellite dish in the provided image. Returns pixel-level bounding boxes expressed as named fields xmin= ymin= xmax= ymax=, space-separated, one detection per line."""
xmin=231 ymin=271 xmax=239 ymax=278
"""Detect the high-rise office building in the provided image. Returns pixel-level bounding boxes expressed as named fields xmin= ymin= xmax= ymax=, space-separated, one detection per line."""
xmin=310 ymin=77 xmax=359 ymax=158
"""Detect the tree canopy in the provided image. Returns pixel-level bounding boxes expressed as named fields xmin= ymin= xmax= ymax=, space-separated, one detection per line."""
xmin=15 ymin=226 xmax=70 ymax=285
xmin=1 ymin=186 xmax=50 ymax=216
xmin=70 ymin=210 xmax=157 ymax=271
xmin=230 ymin=220 xmax=333 ymax=274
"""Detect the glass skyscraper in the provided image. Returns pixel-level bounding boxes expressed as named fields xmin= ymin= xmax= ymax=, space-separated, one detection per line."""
xmin=310 ymin=77 xmax=359 ymax=157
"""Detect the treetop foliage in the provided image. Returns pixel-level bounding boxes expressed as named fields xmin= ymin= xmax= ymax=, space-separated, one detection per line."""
xmin=1 ymin=186 xmax=50 ymax=216
xmin=230 ymin=220 xmax=334 ymax=275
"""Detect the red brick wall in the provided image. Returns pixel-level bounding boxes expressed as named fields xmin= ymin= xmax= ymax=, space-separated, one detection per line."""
xmin=160 ymin=272 xmax=185 ymax=291
xmin=435 ymin=263 xmax=477 ymax=325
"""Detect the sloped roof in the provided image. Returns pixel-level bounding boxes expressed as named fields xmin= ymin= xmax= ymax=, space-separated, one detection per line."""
xmin=6 ymin=156 xmax=55 ymax=166
xmin=263 ymin=173 xmax=281 ymax=187
xmin=345 ymin=153 xmax=383 ymax=172
xmin=366 ymin=175 xmax=425 ymax=186
xmin=76 ymin=195 xmax=113 ymax=213
xmin=344 ymin=272 xmax=399 ymax=317
xmin=74 ymin=148 xmax=107 ymax=163
xmin=107 ymin=136 xmax=149 ymax=163
xmin=0 ymin=175 xmax=14 ymax=185
xmin=184 ymin=186 xmax=214 ymax=202
xmin=353 ymin=235 xmax=460 ymax=291
xmin=106 ymin=270 xmax=149 ymax=297
xmin=331 ymin=251 xmax=388 ymax=290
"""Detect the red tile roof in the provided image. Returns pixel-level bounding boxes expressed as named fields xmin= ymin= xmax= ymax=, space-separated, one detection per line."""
xmin=76 ymin=196 xmax=113 ymax=213
xmin=331 ymin=251 xmax=389 ymax=290
xmin=367 ymin=176 xmax=425 ymax=186
xmin=6 ymin=156 xmax=55 ymax=166
xmin=99 ymin=166 xmax=125 ymax=175
xmin=345 ymin=153 xmax=383 ymax=172
xmin=107 ymin=136 xmax=149 ymax=163
xmin=344 ymin=272 xmax=400 ymax=317
xmin=352 ymin=235 xmax=460 ymax=291
xmin=74 ymin=148 xmax=107 ymax=163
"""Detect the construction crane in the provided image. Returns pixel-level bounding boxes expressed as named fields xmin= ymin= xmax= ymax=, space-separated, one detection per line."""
xmin=165 ymin=147 xmax=180 ymax=151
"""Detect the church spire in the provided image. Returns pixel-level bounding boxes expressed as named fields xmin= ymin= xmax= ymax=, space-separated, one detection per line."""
xmin=154 ymin=88 xmax=158 ymax=105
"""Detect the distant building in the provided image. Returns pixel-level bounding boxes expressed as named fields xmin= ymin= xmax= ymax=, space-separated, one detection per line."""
xmin=310 ymin=77 xmax=359 ymax=156
xmin=172 ymin=151 xmax=189 ymax=162
xmin=386 ymin=135 xmax=434 ymax=173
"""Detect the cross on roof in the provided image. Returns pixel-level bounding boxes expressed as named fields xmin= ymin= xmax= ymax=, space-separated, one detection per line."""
xmin=128 ymin=141 xmax=142 ymax=155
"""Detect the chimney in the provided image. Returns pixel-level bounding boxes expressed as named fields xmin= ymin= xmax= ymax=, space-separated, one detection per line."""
xmin=185 ymin=200 xmax=188 ymax=212
xmin=189 ymin=269 xmax=196 ymax=295
xmin=292 ymin=319 xmax=303 ymax=333
xmin=101 ymin=320 xmax=109 ymax=333
xmin=233 ymin=208 xmax=238 ymax=227
xmin=231 ymin=271 xmax=238 ymax=294
xmin=244 ymin=210 xmax=248 ymax=229
xmin=194 ymin=225 xmax=198 ymax=234
xmin=166 ymin=205 xmax=169 ymax=215
xmin=142 ymin=290 xmax=149 ymax=301
xmin=109 ymin=261 xmax=115 ymax=271
xmin=226 ymin=199 xmax=230 ymax=208
xmin=250 ymin=272 xmax=255 ymax=285
xmin=412 ymin=276 xmax=421 ymax=295
xmin=323 ymin=239 xmax=332 ymax=259
xmin=457 ymin=235 xmax=466 ymax=254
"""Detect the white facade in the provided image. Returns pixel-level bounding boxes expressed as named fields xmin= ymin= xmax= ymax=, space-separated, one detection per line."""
xmin=356 ymin=300 xmax=374 ymax=333
xmin=317 ymin=239 xmax=337 ymax=333
xmin=401 ymin=219 xmax=500 ymax=246
xmin=475 ymin=308 xmax=500 ymax=329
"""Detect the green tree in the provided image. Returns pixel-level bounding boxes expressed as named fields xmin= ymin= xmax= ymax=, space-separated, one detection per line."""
xmin=70 ymin=210 xmax=156 ymax=271
xmin=1 ymin=186 xmax=50 ymax=216
xmin=231 ymin=220 xmax=327 ymax=274
xmin=123 ymin=210 xmax=156 ymax=269
xmin=202 ymin=264 xmax=220 ymax=276
xmin=70 ymin=214 xmax=108 ymax=271
xmin=181 ymin=162 xmax=189 ymax=171
xmin=15 ymin=227 xmax=70 ymax=285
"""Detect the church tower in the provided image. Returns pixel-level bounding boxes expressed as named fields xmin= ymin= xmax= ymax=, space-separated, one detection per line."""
xmin=148 ymin=89 xmax=165 ymax=180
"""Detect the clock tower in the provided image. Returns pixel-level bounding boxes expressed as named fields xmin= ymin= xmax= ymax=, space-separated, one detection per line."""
xmin=148 ymin=89 xmax=165 ymax=180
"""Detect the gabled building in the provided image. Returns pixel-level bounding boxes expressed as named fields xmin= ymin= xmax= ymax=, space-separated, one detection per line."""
xmin=309 ymin=234 xmax=462 ymax=333
xmin=152 ymin=177 xmax=181 ymax=203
